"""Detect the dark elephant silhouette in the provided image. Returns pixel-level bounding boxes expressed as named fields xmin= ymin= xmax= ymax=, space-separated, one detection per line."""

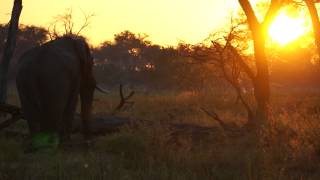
xmin=16 ymin=36 xmax=96 ymax=150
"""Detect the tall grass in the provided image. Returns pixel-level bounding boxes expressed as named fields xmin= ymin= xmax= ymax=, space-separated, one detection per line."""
xmin=1 ymin=88 xmax=320 ymax=179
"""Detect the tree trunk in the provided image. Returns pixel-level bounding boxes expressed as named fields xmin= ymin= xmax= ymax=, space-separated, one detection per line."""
xmin=238 ymin=1 xmax=278 ymax=178
xmin=237 ymin=0 xmax=279 ymax=129
xmin=305 ymin=0 xmax=320 ymax=58
xmin=0 ymin=0 xmax=23 ymax=104
xmin=252 ymin=31 xmax=270 ymax=129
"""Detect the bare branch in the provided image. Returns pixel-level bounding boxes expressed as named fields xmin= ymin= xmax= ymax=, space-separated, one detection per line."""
xmin=48 ymin=8 xmax=94 ymax=38
xmin=76 ymin=9 xmax=95 ymax=36
xmin=200 ymin=107 xmax=231 ymax=131
xmin=0 ymin=104 xmax=24 ymax=130
xmin=111 ymin=84 xmax=135 ymax=115
xmin=0 ymin=115 xmax=22 ymax=130
xmin=228 ymin=45 xmax=256 ymax=81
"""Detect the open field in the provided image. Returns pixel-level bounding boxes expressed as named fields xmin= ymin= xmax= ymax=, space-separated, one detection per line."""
xmin=1 ymin=87 xmax=320 ymax=180
xmin=3 ymin=0 xmax=320 ymax=179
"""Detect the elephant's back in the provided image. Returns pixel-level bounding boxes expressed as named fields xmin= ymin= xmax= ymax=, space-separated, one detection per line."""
xmin=16 ymin=46 xmax=43 ymax=83
xmin=16 ymin=41 xmax=81 ymax=111
xmin=17 ymin=42 xmax=81 ymax=83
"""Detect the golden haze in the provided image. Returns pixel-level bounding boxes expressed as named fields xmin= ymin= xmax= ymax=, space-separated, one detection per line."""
xmin=0 ymin=0 xmax=239 ymax=46
xmin=0 ymin=0 xmax=315 ymax=47
xmin=268 ymin=8 xmax=311 ymax=46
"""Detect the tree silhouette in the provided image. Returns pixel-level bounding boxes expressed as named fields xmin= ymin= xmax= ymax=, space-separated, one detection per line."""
xmin=238 ymin=0 xmax=283 ymax=129
xmin=237 ymin=0 xmax=284 ymax=178
xmin=304 ymin=0 xmax=320 ymax=59
xmin=0 ymin=0 xmax=23 ymax=104
xmin=0 ymin=24 xmax=49 ymax=81
xmin=94 ymin=31 xmax=213 ymax=90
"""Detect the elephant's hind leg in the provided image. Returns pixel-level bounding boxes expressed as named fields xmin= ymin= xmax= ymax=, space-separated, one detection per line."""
xmin=16 ymin=79 xmax=41 ymax=136
xmin=37 ymin=85 xmax=68 ymax=148
xmin=60 ymin=85 xmax=79 ymax=142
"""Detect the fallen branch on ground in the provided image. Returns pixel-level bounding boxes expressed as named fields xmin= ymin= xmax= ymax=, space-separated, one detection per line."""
xmin=0 ymin=103 xmax=24 ymax=130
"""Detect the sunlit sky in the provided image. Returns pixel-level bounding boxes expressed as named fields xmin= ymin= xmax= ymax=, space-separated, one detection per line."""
xmin=0 ymin=0 xmax=242 ymax=46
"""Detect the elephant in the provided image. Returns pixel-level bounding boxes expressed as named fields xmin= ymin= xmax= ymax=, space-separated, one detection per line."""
xmin=16 ymin=36 xmax=99 ymax=150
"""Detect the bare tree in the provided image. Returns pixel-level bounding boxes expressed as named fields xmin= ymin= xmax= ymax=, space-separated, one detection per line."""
xmin=0 ymin=0 xmax=23 ymax=104
xmin=189 ymin=17 xmax=256 ymax=130
xmin=48 ymin=8 xmax=94 ymax=39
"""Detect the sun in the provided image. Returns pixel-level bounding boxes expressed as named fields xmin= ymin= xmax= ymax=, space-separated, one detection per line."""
xmin=268 ymin=12 xmax=308 ymax=46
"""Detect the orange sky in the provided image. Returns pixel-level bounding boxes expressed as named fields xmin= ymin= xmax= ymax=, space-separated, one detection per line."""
xmin=0 ymin=0 xmax=240 ymax=46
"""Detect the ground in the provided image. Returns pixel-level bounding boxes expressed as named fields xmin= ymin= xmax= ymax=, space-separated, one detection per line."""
xmin=1 ymin=86 xmax=320 ymax=180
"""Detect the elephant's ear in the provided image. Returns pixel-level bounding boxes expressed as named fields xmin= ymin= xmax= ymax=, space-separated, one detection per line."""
xmin=72 ymin=38 xmax=95 ymax=138
xmin=72 ymin=39 xmax=95 ymax=83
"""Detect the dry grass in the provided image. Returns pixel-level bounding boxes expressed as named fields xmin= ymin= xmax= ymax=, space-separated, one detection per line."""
xmin=1 ymin=87 xmax=320 ymax=179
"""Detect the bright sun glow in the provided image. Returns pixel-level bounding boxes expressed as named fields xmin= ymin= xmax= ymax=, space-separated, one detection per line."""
xmin=268 ymin=12 xmax=308 ymax=46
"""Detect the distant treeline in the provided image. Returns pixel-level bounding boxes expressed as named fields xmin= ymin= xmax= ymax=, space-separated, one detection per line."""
xmin=0 ymin=24 xmax=319 ymax=90
xmin=0 ymin=24 xmax=47 ymax=81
